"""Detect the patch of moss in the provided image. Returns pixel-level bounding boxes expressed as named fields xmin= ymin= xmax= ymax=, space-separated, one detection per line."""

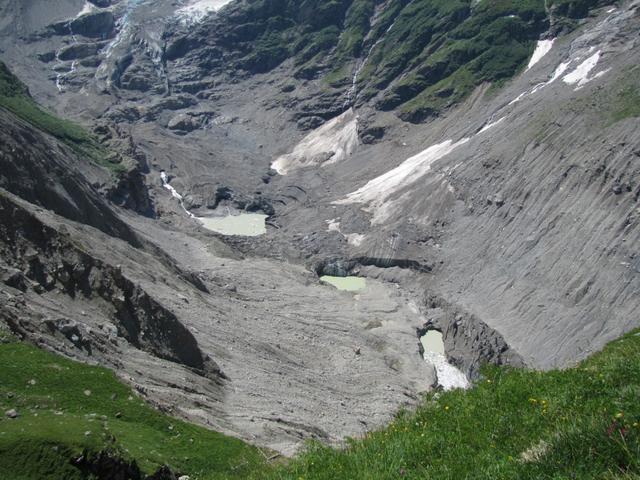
xmin=609 ymin=81 xmax=640 ymax=124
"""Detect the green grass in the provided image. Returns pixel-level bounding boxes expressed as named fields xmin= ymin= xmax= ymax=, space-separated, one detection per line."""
xmin=548 ymin=0 xmax=607 ymax=18
xmin=225 ymin=0 xmax=615 ymax=120
xmin=260 ymin=329 xmax=640 ymax=479
xmin=0 ymin=340 xmax=269 ymax=479
xmin=0 ymin=62 xmax=126 ymax=174
xmin=608 ymin=69 xmax=640 ymax=124
xmin=3 ymin=328 xmax=640 ymax=479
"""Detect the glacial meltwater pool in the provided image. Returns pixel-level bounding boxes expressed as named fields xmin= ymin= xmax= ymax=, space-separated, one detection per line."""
xmin=420 ymin=330 xmax=445 ymax=355
xmin=420 ymin=330 xmax=469 ymax=390
xmin=197 ymin=213 xmax=267 ymax=236
xmin=320 ymin=276 xmax=367 ymax=292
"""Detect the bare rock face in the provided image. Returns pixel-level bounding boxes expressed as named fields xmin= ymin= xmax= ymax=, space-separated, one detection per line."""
xmin=0 ymin=191 xmax=224 ymax=381
xmin=58 ymin=42 xmax=105 ymax=61
xmin=0 ymin=110 xmax=141 ymax=246
xmin=49 ymin=11 xmax=115 ymax=38
xmin=69 ymin=11 xmax=115 ymax=38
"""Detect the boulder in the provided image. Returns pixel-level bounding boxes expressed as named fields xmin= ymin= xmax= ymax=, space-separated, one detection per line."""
xmin=5 ymin=409 xmax=18 ymax=419
xmin=167 ymin=114 xmax=200 ymax=133
xmin=1 ymin=266 xmax=28 ymax=291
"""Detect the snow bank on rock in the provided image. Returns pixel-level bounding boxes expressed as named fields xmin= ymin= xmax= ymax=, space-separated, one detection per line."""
xmin=478 ymin=116 xmax=506 ymax=134
xmin=325 ymin=218 xmax=365 ymax=247
xmin=176 ymin=0 xmax=234 ymax=24
xmin=423 ymin=351 xmax=470 ymax=391
xmin=335 ymin=137 xmax=469 ymax=207
xmin=346 ymin=233 xmax=365 ymax=247
xmin=549 ymin=61 xmax=571 ymax=84
xmin=272 ymin=109 xmax=359 ymax=175
xmin=76 ymin=1 xmax=97 ymax=18
xmin=563 ymin=51 xmax=602 ymax=89
xmin=526 ymin=39 xmax=554 ymax=70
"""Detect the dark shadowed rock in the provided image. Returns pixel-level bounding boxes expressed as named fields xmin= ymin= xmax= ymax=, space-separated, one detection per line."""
xmin=70 ymin=11 xmax=115 ymax=38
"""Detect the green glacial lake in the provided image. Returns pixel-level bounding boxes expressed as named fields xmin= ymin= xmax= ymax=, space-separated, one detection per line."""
xmin=320 ymin=276 xmax=367 ymax=292
xmin=198 ymin=213 xmax=267 ymax=236
xmin=420 ymin=330 xmax=445 ymax=355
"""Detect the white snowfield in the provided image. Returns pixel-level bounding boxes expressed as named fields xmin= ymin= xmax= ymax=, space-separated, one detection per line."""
xmin=335 ymin=138 xmax=469 ymax=208
xmin=526 ymin=39 xmax=554 ymax=70
xmin=176 ymin=0 xmax=234 ymax=24
xmin=334 ymin=103 xmax=514 ymax=224
xmin=271 ymin=109 xmax=359 ymax=175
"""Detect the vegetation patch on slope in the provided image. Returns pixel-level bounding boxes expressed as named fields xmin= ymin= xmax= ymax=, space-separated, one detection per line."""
xmin=210 ymin=0 xmax=615 ymax=122
xmin=0 ymin=338 xmax=267 ymax=480
xmin=2 ymin=325 xmax=640 ymax=478
xmin=608 ymin=67 xmax=640 ymax=125
xmin=0 ymin=62 xmax=125 ymax=174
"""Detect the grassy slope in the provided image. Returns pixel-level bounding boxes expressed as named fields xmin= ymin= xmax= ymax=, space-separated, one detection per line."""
xmin=0 ymin=336 xmax=268 ymax=479
xmin=0 ymin=62 xmax=125 ymax=174
xmin=262 ymin=329 xmax=640 ymax=479
xmin=229 ymin=0 xmax=616 ymax=121
xmin=608 ymin=66 xmax=640 ymax=125
xmin=2 ymin=325 xmax=640 ymax=479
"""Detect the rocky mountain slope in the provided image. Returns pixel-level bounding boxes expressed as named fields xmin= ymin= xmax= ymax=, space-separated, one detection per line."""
xmin=0 ymin=0 xmax=638 ymax=457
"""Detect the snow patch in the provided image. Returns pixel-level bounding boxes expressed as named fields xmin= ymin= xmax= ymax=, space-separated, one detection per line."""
xmin=272 ymin=109 xmax=359 ymax=175
xmin=76 ymin=1 xmax=97 ymax=18
xmin=563 ymin=51 xmax=602 ymax=88
xmin=346 ymin=233 xmax=365 ymax=247
xmin=325 ymin=219 xmax=365 ymax=246
xmin=326 ymin=218 xmax=341 ymax=233
xmin=335 ymin=138 xmax=469 ymax=208
xmin=478 ymin=116 xmax=506 ymax=134
xmin=526 ymin=39 xmax=554 ymax=71
xmin=549 ymin=61 xmax=571 ymax=84
xmin=508 ymin=91 xmax=527 ymax=106
xmin=506 ymin=60 xmax=568 ymax=105
xmin=423 ymin=352 xmax=470 ymax=391
xmin=176 ymin=0 xmax=233 ymax=24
